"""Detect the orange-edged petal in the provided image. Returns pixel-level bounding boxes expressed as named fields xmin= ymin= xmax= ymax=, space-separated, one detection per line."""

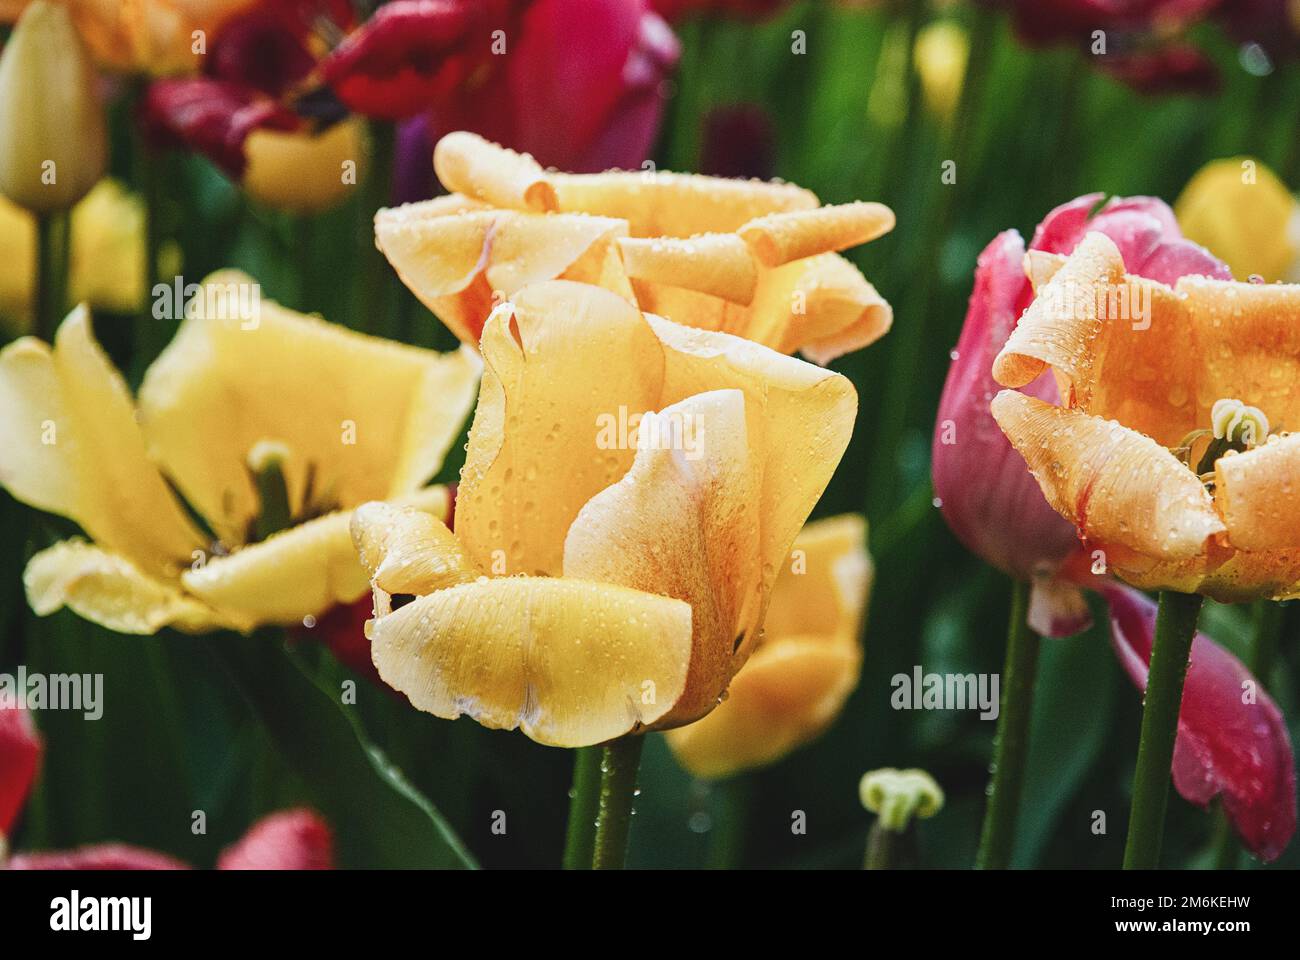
xmin=25 ymin=539 xmax=230 ymax=635
xmin=433 ymin=131 xmax=557 ymax=212
xmin=738 ymin=201 xmax=895 ymax=267
xmin=549 ymin=169 xmax=819 ymax=237
xmin=564 ymin=389 xmax=762 ymax=726
xmin=991 ymin=391 xmax=1224 ymax=561
xmin=455 ymin=282 xmax=665 ymax=578
xmin=368 ymin=576 xmax=693 ymax=747
xmin=0 ymin=307 xmax=204 ymax=577
xmin=1214 ymin=434 xmax=1300 ymax=553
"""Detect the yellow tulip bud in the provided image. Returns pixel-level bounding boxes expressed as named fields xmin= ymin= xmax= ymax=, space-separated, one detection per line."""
xmin=0 ymin=0 xmax=108 ymax=213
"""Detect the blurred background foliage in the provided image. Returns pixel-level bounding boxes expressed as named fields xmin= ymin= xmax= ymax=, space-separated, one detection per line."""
xmin=3 ymin=0 xmax=1299 ymax=868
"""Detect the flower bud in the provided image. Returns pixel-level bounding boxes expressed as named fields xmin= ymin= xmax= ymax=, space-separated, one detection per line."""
xmin=0 ymin=0 xmax=108 ymax=213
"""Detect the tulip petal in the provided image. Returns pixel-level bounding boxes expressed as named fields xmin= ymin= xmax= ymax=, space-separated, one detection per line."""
xmin=242 ymin=119 xmax=366 ymax=215
xmin=138 ymin=272 xmax=479 ymax=546
xmin=990 ymin=391 xmax=1225 ymax=562
xmin=456 ymin=282 xmax=665 ymax=577
xmin=563 ymin=389 xmax=763 ymax=725
xmin=217 ymin=808 xmax=334 ymax=870
xmin=549 ymin=169 xmax=819 ymax=237
xmin=1214 ymin=434 xmax=1300 ymax=552
xmin=0 ymin=308 xmax=204 ymax=577
xmin=351 ymin=498 xmax=478 ymax=597
xmin=368 ymin=576 xmax=693 ymax=747
xmin=25 ymin=539 xmax=228 ymax=635
xmin=618 ymin=233 xmax=758 ymax=304
xmin=5 ymin=844 xmax=190 ymax=870
xmin=762 ymin=513 xmax=872 ymax=640
xmin=1105 ymin=584 xmax=1296 ymax=862
xmin=433 ymin=131 xmax=558 ymax=212
xmin=181 ymin=487 xmax=450 ymax=628
xmin=1175 ymin=157 xmax=1298 ymax=283
xmin=0 ymin=698 xmax=41 ymax=836
xmin=771 ymin=253 xmax=893 ymax=363
xmin=374 ymin=204 xmax=630 ymax=345
xmin=738 ymin=201 xmax=895 ymax=267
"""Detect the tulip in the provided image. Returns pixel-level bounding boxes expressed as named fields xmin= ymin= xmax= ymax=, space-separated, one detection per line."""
xmin=1105 ymin=584 xmax=1295 ymax=862
xmin=665 ymin=514 xmax=872 ymax=779
xmin=351 ymin=280 xmax=857 ymax=747
xmin=376 ymin=132 xmax=895 ymax=363
xmin=651 ymin=0 xmax=790 ymax=20
xmin=5 ymin=808 xmax=334 ymax=869
xmin=0 ymin=273 xmax=480 ymax=635
xmin=0 ymin=0 xmax=107 ymax=214
xmin=0 ymin=699 xmax=42 ymax=847
xmin=913 ymin=20 xmax=969 ymax=123
xmin=1175 ymin=156 xmax=1300 ymax=283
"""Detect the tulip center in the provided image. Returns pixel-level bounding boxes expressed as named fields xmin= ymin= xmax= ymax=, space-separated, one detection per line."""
xmin=1173 ymin=398 xmax=1273 ymax=487
xmin=243 ymin=440 xmax=340 ymax=543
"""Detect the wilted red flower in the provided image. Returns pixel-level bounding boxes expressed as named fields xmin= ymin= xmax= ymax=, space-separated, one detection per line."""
xmin=1106 ymin=585 xmax=1296 ymax=861
xmin=933 ymin=193 xmax=1229 ymax=635
xmin=4 ymin=808 xmax=334 ymax=870
xmin=0 ymin=699 xmax=41 ymax=838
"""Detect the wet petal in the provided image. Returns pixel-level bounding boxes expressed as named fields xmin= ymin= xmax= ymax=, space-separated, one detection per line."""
xmin=990 ymin=391 xmax=1224 ymax=562
xmin=433 ymin=131 xmax=557 ymax=211
xmin=138 ymin=272 xmax=479 ymax=546
xmin=456 ymin=282 xmax=665 ymax=577
xmin=737 ymin=201 xmax=895 ymax=267
xmin=368 ymin=576 xmax=693 ymax=747
xmin=618 ymin=233 xmax=758 ymax=304
xmin=1214 ymin=434 xmax=1300 ymax=552
xmin=25 ymin=539 xmax=228 ymax=635
xmin=351 ymin=498 xmax=477 ymax=596
xmin=564 ymin=389 xmax=762 ymax=726
xmin=0 ymin=308 xmax=204 ymax=577
xmin=1105 ymin=584 xmax=1296 ymax=862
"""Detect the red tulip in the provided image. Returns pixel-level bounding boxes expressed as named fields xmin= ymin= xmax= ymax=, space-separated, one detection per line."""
xmin=933 ymin=194 xmax=1229 ymax=635
xmin=6 ymin=845 xmax=190 ymax=870
xmin=651 ymin=0 xmax=790 ymax=20
xmin=1106 ymin=585 xmax=1296 ymax=861
xmin=0 ymin=699 xmax=41 ymax=838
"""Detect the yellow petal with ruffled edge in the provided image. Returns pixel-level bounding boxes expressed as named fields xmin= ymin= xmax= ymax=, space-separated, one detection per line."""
xmin=991 ymin=391 xmax=1224 ymax=561
xmin=368 ymin=576 xmax=692 ymax=747
xmin=374 ymin=204 xmax=630 ymax=346
xmin=243 ymin=119 xmax=366 ymax=215
xmin=664 ymin=513 xmax=871 ymax=778
xmin=564 ymin=390 xmax=763 ymax=726
xmin=25 ymin=539 xmax=230 ymax=634
xmin=137 ymin=271 xmax=479 ymax=547
xmin=763 ymin=254 xmax=893 ymax=363
xmin=1175 ymin=157 xmax=1298 ymax=283
xmin=456 ymin=282 xmax=665 ymax=577
xmin=0 ymin=307 xmax=204 ymax=577
xmin=180 ymin=486 xmax=449 ymax=629
xmin=549 ymin=170 xmax=819 ymax=237
xmin=351 ymin=499 xmax=478 ymax=597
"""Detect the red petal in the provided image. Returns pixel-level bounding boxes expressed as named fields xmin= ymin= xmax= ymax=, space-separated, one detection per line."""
xmin=217 ymin=809 xmax=335 ymax=870
xmin=0 ymin=699 xmax=42 ymax=836
xmin=1105 ymin=585 xmax=1297 ymax=862
xmin=6 ymin=845 xmax=190 ymax=870
xmin=139 ymin=78 xmax=300 ymax=178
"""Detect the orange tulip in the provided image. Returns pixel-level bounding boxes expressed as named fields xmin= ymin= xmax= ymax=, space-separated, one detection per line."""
xmin=991 ymin=232 xmax=1300 ymax=602
xmin=350 ymin=280 xmax=857 ymax=748
xmin=375 ymin=132 xmax=894 ymax=363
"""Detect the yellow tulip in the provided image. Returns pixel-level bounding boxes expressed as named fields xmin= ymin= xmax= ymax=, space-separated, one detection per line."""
xmin=0 ymin=0 xmax=106 ymax=213
xmin=914 ymin=21 xmax=968 ymax=123
xmin=665 ymin=514 xmax=871 ymax=779
xmin=351 ymin=280 xmax=858 ymax=748
xmin=1 ymin=0 xmax=255 ymax=75
xmin=0 ymin=180 xmax=173 ymax=331
xmin=375 ymin=132 xmax=894 ymax=364
xmin=991 ymin=232 xmax=1300 ymax=602
xmin=243 ymin=120 xmax=368 ymax=216
xmin=1175 ymin=157 xmax=1300 ymax=283
xmin=0 ymin=272 xmax=480 ymax=633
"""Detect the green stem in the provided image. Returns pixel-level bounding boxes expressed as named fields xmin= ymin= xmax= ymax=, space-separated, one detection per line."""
xmin=591 ymin=736 xmax=645 ymax=870
xmin=705 ymin=776 xmax=750 ymax=870
xmin=561 ymin=746 xmax=602 ymax=870
xmin=1210 ymin=599 xmax=1286 ymax=868
xmin=1123 ymin=590 xmax=1204 ymax=870
xmin=975 ymin=578 xmax=1040 ymax=869
xmin=358 ymin=120 xmax=395 ymax=335
xmin=34 ymin=211 xmax=69 ymax=341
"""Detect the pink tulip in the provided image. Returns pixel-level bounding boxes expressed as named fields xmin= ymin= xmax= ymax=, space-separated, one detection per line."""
xmin=1106 ymin=585 xmax=1296 ymax=861
xmin=0 ymin=698 xmax=41 ymax=838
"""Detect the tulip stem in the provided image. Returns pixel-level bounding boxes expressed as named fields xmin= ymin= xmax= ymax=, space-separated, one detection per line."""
xmin=34 ymin=211 xmax=69 ymax=341
xmin=561 ymin=746 xmax=602 ymax=869
xmin=975 ymin=578 xmax=1040 ymax=869
xmin=1123 ymin=590 xmax=1204 ymax=870
xmin=591 ymin=735 xmax=645 ymax=870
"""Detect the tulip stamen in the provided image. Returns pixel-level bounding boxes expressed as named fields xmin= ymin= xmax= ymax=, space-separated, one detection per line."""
xmin=1192 ymin=399 xmax=1271 ymax=478
xmin=244 ymin=441 xmax=340 ymax=544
